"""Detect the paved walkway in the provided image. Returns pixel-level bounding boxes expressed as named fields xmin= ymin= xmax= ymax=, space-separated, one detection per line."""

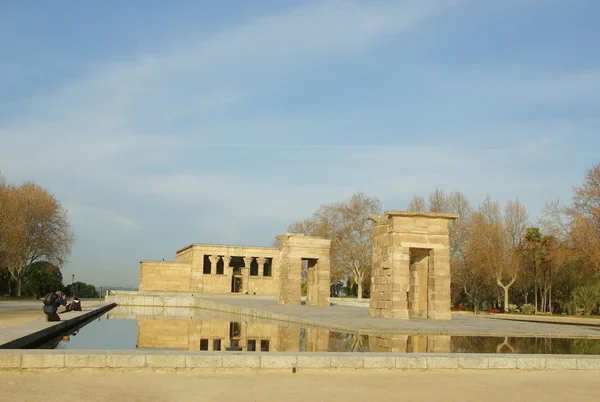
xmin=207 ymin=297 xmax=600 ymax=338
xmin=0 ymin=371 xmax=598 ymax=402
xmin=0 ymin=301 xmax=46 ymax=329
xmin=0 ymin=300 xmax=110 ymax=347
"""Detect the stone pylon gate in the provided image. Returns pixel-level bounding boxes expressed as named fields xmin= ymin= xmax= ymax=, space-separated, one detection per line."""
xmin=368 ymin=211 xmax=458 ymax=320
xmin=277 ymin=233 xmax=331 ymax=307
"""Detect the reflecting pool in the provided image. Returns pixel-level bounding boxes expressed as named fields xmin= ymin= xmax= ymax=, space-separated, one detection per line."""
xmin=36 ymin=307 xmax=600 ymax=354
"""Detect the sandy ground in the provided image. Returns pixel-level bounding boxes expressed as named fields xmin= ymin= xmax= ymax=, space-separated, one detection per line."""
xmin=0 ymin=370 xmax=599 ymax=402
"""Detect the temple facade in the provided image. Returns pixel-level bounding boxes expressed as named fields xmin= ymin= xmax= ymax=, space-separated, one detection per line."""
xmin=138 ymin=233 xmax=331 ymax=306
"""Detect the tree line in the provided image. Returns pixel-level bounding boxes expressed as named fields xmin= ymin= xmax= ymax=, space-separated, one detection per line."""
xmin=283 ymin=163 xmax=600 ymax=315
xmin=0 ymin=172 xmax=97 ymax=297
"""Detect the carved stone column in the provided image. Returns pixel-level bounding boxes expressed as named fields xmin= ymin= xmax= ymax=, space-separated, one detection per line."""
xmin=243 ymin=257 xmax=253 ymax=293
xmin=256 ymin=257 xmax=266 ymax=277
xmin=208 ymin=255 xmax=220 ymax=275
xmin=221 ymin=256 xmax=231 ymax=274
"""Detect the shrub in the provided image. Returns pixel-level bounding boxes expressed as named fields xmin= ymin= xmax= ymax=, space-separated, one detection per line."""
xmin=566 ymin=284 xmax=600 ymax=316
xmin=520 ymin=303 xmax=535 ymax=315
xmin=508 ymin=304 xmax=519 ymax=313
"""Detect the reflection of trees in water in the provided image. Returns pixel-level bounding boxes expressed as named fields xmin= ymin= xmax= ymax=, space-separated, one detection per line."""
xmin=452 ymin=336 xmax=504 ymax=353
xmin=452 ymin=336 xmax=600 ymax=355
xmin=299 ymin=328 xmax=306 ymax=351
xmin=496 ymin=337 xmax=515 ymax=353
xmin=509 ymin=337 xmax=600 ymax=355
xmin=328 ymin=332 xmax=369 ymax=352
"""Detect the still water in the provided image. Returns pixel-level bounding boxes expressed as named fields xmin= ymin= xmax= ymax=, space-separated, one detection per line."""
xmin=35 ymin=307 xmax=600 ymax=354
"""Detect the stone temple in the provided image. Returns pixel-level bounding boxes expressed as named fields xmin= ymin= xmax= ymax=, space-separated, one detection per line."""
xmin=139 ymin=233 xmax=331 ymax=307
xmin=137 ymin=211 xmax=457 ymax=319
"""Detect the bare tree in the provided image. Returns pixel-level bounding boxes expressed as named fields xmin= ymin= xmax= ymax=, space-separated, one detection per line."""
xmin=428 ymin=187 xmax=451 ymax=213
xmin=0 ymin=176 xmax=16 ymax=294
xmin=408 ymin=188 xmax=476 ymax=308
xmin=445 ymin=192 xmax=473 ymax=269
xmin=421 ymin=189 xmax=474 ymax=270
xmin=283 ymin=191 xmax=381 ymax=297
xmin=570 ymin=164 xmax=600 ymax=271
xmin=538 ymin=200 xmax=570 ymax=242
xmin=468 ymin=197 xmax=528 ymax=312
xmin=334 ymin=192 xmax=381 ymax=298
xmin=0 ymin=173 xmax=9 ymax=291
xmin=407 ymin=195 xmax=426 ymax=212
xmin=1 ymin=182 xmax=74 ymax=296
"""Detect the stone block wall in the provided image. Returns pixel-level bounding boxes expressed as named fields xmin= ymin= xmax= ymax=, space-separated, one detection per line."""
xmin=368 ymin=211 xmax=458 ymax=320
xmin=139 ymin=261 xmax=193 ymax=292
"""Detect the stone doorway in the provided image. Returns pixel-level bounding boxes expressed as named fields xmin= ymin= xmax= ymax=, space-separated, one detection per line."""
xmin=303 ymin=258 xmax=319 ymax=305
xmin=408 ymin=248 xmax=431 ymax=318
xmin=231 ymin=275 xmax=243 ymax=293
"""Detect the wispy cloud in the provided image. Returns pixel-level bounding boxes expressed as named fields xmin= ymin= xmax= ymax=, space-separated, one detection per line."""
xmin=1 ymin=0 xmax=469 ymax=178
xmin=66 ymin=204 xmax=138 ymax=230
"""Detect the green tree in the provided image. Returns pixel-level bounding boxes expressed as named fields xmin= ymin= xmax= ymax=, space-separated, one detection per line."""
xmin=566 ymin=283 xmax=600 ymax=316
xmin=64 ymin=281 xmax=99 ymax=298
xmin=21 ymin=261 xmax=63 ymax=297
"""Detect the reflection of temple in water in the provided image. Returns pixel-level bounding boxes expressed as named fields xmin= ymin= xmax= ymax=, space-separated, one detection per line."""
xmin=135 ymin=317 xmax=451 ymax=353
xmin=368 ymin=334 xmax=451 ymax=353
xmin=136 ymin=318 xmax=330 ymax=352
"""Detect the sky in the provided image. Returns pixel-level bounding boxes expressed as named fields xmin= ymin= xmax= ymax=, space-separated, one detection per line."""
xmin=0 ymin=0 xmax=599 ymax=288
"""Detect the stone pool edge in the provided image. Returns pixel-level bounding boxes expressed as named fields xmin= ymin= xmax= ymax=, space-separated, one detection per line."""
xmin=1 ymin=351 xmax=599 ymax=371
xmin=0 ymin=302 xmax=117 ymax=349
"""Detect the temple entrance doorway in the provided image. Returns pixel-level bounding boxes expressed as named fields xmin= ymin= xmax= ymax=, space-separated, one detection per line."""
xmin=231 ymin=275 xmax=243 ymax=293
xmin=408 ymin=248 xmax=431 ymax=318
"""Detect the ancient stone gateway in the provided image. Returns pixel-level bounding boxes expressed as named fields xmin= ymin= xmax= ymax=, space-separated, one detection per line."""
xmin=368 ymin=211 xmax=458 ymax=320
xmin=277 ymin=233 xmax=331 ymax=307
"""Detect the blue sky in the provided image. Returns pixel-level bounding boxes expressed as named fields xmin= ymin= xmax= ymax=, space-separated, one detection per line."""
xmin=1 ymin=0 xmax=599 ymax=287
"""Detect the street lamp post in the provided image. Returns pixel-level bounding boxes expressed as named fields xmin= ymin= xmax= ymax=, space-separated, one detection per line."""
xmin=72 ymin=274 xmax=75 ymax=296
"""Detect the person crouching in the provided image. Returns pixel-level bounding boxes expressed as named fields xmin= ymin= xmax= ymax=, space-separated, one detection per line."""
xmin=42 ymin=291 xmax=67 ymax=322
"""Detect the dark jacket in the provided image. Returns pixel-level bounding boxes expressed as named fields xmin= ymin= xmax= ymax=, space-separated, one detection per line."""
xmin=42 ymin=295 xmax=67 ymax=315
